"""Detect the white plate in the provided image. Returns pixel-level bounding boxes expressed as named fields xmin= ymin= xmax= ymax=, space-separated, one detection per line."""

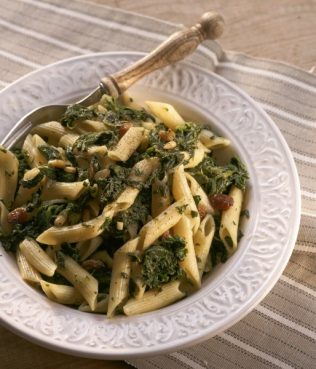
xmin=0 ymin=52 xmax=300 ymax=359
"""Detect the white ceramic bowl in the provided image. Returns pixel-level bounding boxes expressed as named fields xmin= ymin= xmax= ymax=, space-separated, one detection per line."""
xmin=0 ymin=52 xmax=300 ymax=359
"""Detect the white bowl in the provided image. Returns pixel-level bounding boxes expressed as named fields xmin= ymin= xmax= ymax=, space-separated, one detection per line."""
xmin=0 ymin=52 xmax=301 ymax=359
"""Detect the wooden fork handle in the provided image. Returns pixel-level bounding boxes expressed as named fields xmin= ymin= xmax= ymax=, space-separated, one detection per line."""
xmin=101 ymin=12 xmax=224 ymax=97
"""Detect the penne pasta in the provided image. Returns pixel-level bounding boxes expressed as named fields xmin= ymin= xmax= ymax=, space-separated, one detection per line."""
xmin=79 ymin=294 xmax=109 ymax=313
xmin=151 ymin=174 xmax=171 ymax=218
xmin=31 ymin=121 xmax=68 ymax=146
xmin=139 ymin=197 xmax=188 ymax=250
xmin=41 ymin=180 xmax=88 ymax=201
xmin=16 ymin=247 xmax=41 ymax=284
xmin=172 ymin=164 xmax=200 ymax=234
xmin=0 ymin=147 xmax=19 ymax=209
xmin=199 ymin=129 xmax=230 ymax=149
xmin=14 ymin=168 xmax=44 ymax=208
xmin=19 ymin=238 xmax=57 ymax=276
xmin=107 ymin=237 xmax=139 ymax=317
xmin=123 ymin=280 xmax=185 ymax=316
xmin=108 ymin=127 xmax=144 ymax=162
xmin=146 ymin=101 xmax=185 ymax=130
xmin=219 ymin=186 xmax=243 ymax=254
xmin=173 ymin=216 xmax=201 ymax=288
xmin=193 ymin=214 xmax=216 ymax=277
xmin=57 ymin=254 xmax=98 ymax=311
xmin=0 ymin=201 xmax=12 ymax=236
xmin=185 ymin=172 xmax=213 ymax=215
xmin=40 ymin=280 xmax=84 ymax=305
xmin=77 ymin=236 xmax=103 ymax=261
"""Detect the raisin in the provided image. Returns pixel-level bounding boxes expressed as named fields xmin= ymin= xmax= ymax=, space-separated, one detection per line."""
xmin=119 ymin=122 xmax=133 ymax=137
xmin=159 ymin=129 xmax=175 ymax=142
xmin=209 ymin=194 xmax=234 ymax=211
xmin=7 ymin=208 xmax=28 ymax=224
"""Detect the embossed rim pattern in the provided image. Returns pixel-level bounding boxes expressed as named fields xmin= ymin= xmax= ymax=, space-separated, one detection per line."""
xmin=0 ymin=52 xmax=300 ymax=359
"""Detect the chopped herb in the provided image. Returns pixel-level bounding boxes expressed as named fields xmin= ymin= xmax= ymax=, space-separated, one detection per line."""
xmin=240 ymin=209 xmax=250 ymax=219
xmin=141 ymin=236 xmax=187 ymax=290
xmin=191 ymin=210 xmax=199 ymax=218
xmin=60 ymin=243 xmax=80 ymax=262
xmin=11 ymin=148 xmax=30 ymax=185
xmin=73 ymin=131 xmax=117 ymax=152
xmin=175 ymin=122 xmax=201 ymax=154
xmin=176 ymin=204 xmax=188 ymax=214
xmin=188 ymin=156 xmax=248 ymax=195
xmin=103 ymin=96 xmax=155 ymax=124
xmin=21 ymin=172 xmax=43 ymax=188
xmin=61 ymin=104 xmax=97 ymax=129
xmin=193 ymin=195 xmax=201 ymax=205
xmin=65 ymin=146 xmax=77 ymax=167
xmin=38 ymin=145 xmax=61 ymax=160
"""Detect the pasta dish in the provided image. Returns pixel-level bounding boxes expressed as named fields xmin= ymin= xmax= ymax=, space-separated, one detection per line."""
xmin=0 ymin=94 xmax=248 ymax=317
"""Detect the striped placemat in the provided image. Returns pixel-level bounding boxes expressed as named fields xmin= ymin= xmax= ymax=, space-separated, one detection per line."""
xmin=0 ymin=1 xmax=315 ymax=368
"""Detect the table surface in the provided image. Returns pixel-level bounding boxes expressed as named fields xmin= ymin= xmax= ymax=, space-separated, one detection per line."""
xmin=2 ymin=1 xmax=316 ymax=369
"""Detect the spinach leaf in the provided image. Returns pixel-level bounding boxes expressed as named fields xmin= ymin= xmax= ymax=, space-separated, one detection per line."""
xmin=140 ymin=236 xmax=187 ymax=290
xmin=61 ymin=105 xmax=97 ymax=129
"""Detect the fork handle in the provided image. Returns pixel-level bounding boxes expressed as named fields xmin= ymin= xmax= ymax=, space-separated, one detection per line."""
xmin=100 ymin=12 xmax=224 ymax=97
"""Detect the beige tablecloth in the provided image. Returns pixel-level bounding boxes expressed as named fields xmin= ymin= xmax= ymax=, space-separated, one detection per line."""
xmin=0 ymin=1 xmax=315 ymax=368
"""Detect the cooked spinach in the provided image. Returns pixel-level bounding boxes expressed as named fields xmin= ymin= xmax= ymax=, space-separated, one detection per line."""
xmin=188 ymin=156 xmax=248 ymax=195
xmin=61 ymin=104 xmax=98 ymax=129
xmin=38 ymin=145 xmax=61 ymax=161
xmin=140 ymin=235 xmax=187 ymax=290
xmin=72 ymin=131 xmax=117 ymax=152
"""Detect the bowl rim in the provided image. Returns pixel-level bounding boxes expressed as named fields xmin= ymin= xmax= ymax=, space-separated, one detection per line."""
xmin=0 ymin=51 xmax=301 ymax=359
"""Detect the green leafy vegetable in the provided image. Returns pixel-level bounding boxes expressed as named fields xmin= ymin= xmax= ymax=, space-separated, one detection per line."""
xmin=175 ymin=122 xmax=201 ymax=154
xmin=140 ymin=235 xmax=187 ymax=290
xmin=0 ymin=203 xmax=65 ymax=252
xmin=72 ymin=131 xmax=117 ymax=152
xmin=20 ymin=172 xmax=43 ymax=188
xmin=61 ymin=105 xmax=97 ymax=129
xmin=38 ymin=145 xmax=61 ymax=161
xmin=103 ymin=96 xmax=155 ymax=124
xmin=11 ymin=148 xmax=30 ymax=185
xmin=188 ymin=156 xmax=248 ymax=195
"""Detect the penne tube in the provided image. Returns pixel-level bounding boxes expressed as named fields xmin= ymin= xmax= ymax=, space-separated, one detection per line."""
xmin=139 ymin=197 xmax=188 ymax=250
xmin=92 ymin=250 xmax=113 ymax=268
xmin=79 ymin=294 xmax=109 ymax=313
xmin=173 ymin=216 xmax=201 ymax=288
xmin=40 ymin=280 xmax=84 ymax=305
xmin=32 ymin=134 xmax=48 ymax=166
xmin=151 ymin=174 xmax=171 ymax=218
xmin=219 ymin=186 xmax=243 ymax=254
xmin=77 ymin=236 xmax=103 ymax=261
xmin=74 ymin=120 xmax=108 ymax=134
xmin=183 ymin=142 xmax=206 ymax=169
xmin=193 ymin=214 xmax=216 ymax=277
xmin=0 ymin=147 xmax=19 ymax=208
xmin=14 ymin=168 xmax=43 ymax=208
xmin=57 ymin=254 xmax=98 ymax=311
xmin=16 ymin=247 xmax=41 ymax=284
xmin=58 ymin=133 xmax=80 ymax=148
xmin=0 ymin=201 xmax=12 ymax=236
xmin=184 ymin=172 xmax=213 ymax=214
xmin=123 ymin=280 xmax=185 ymax=316
xmin=31 ymin=121 xmax=68 ymax=146
xmin=41 ymin=180 xmax=88 ymax=201
xmin=107 ymin=237 xmax=139 ymax=317
xmin=199 ymin=129 xmax=230 ymax=149
xmin=146 ymin=101 xmax=185 ymax=130
xmin=108 ymin=127 xmax=144 ymax=162
xmin=19 ymin=238 xmax=57 ymax=276
xmin=172 ymin=164 xmax=200 ymax=233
